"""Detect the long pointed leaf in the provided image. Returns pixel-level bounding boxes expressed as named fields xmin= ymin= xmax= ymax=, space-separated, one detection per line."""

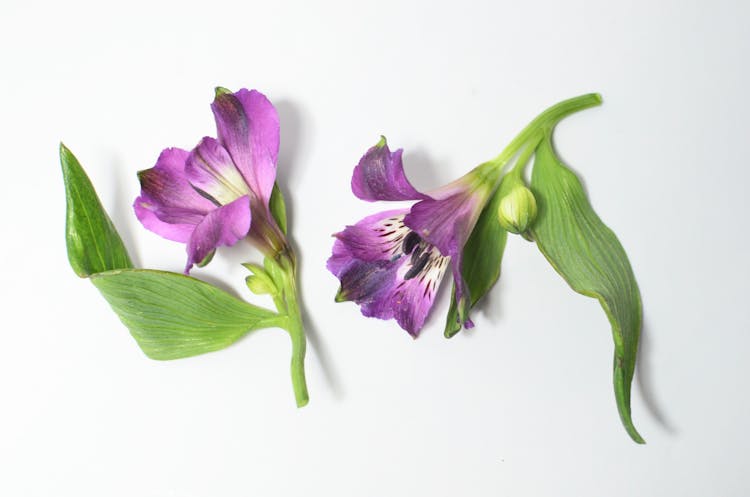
xmin=60 ymin=143 xmax=133 ymax=276
xmin=91 ymin=269 xmax=282 ymax=360
xmin=530 ymin=134 xmax=644 ymax=443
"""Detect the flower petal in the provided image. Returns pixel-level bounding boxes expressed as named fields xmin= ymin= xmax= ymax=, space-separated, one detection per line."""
xmin=185 ymin=136 xmax=250 ymax=205
xmin=404 ymin=193 xmax=477 ymax=256
xmin=404 ymin=188 xmax=489 ymax=329
xmin=351 ymin=137 xmax=429 ymax=202
xmin=332 ymin=208 xmax=410 ymax=262
xmin=211 ymin=89 xmax=279 ymax=206
xmin=134 ymin=148 xmax=215 ymax=242
xmin=330 ymin=249 xmax=448 ymax=337
xmin=392 ymin=253 xmax=449 ymax=335
xmin=328 ymin=209 xmax=449 ymax=336
xmin=185 ymin=195 xmax=252 ymax=273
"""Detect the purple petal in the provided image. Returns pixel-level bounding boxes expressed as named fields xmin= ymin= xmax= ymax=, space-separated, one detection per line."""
xmin=331 ymin=250 xmax=447 ymax=337
xmin=332 ymin=208 xmax=410 ymax=262
xmin=134 ymin=148 xmax=215 ymax=242
xmin=185 ymin=137 xmax=250 ymax=205
xmin=336 ymin=258 xmax=399 ymax=315
xmin=328 ymin=210 xmax=449 ymax=336
xmin=391 ymin=247 xmax=449 ymax=335
xmin=351 ymin=137 xmax=429 ymax=202
xmin=185 ymin=195 xmax=252 ymax=273
xmin=403 ymin=193 xmax=479 ymax=256
xmin=404 ymin=188 xmax=488 ymax=329
xmin=211 ymin=89 xmax=279 ymax=206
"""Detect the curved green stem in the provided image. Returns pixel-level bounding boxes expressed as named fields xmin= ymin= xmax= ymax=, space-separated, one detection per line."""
xmin=509 ymin=130 xmax=543 ymax=180
xmin=266 ymin=252 xmax=308 ymax=408
xmin=479 ymin=93 xmax=603 ymax=178
xmin=251 ymin=244 xmax=309 ymax=407
xmin=281 ymin=264 xmax=309 ymax=408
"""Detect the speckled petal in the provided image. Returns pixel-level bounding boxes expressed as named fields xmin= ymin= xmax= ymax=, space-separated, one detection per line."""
xmin=332 ymin=208 xmax=410 ymax=262
xmin=328 ymin=210 xmax=449 ymax=336
xmin=404 ymin=188 xmax=488 ymax=329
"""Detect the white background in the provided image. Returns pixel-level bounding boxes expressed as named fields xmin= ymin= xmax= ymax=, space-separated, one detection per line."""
xmin=2 ymin=0 xmax=748 ymax=495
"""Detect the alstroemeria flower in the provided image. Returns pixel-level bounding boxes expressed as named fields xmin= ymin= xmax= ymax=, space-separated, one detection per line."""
xmin=134 ymin=88 xmax=285 ymax=272
xmin=328 ymin=137 xmax=493 ymax=336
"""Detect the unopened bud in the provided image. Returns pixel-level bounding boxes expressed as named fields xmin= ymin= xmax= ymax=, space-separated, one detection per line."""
xmin=245 ymin=273 xmax=277 ymax=295
xmin=497 ymin=184 xmax=537 ymax=235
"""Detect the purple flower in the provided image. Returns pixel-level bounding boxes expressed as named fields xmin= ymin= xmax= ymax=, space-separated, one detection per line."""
xmin=328 ymin=137 xmax=493 ymax=337
xmin=134 ymin=88 xmax=285 ymax=272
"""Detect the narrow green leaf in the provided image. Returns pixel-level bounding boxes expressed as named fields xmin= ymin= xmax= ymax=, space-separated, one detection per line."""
xmin=60 ymin=143 xmax=133 ymax=277
xmin=445 ymin=182 xmax=508 ymax=338
xmin=530 ymin=134 xmax=644 ymax=443
xmin=270 ymin=182 xmax=288 ymax=234
xmin=90 ymin=269 xmax=282 ymax=360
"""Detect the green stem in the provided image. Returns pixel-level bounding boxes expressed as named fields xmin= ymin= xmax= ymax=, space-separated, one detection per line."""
xmin=479 ymin=93 xmax=603 ymax=177
xmin=253 ymin=244 xmax=309 ymax=408
xmin=266 ymin=252 xmax=308 ymax=408
xmin=282 ymin=265 xmax=309 ymax=408
xmin=509 ymin=131 xmax=543 ymax=179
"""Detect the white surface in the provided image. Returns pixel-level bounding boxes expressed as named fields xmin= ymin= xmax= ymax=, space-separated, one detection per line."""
xmin=2 ymin=0 xmax=749 ymax=495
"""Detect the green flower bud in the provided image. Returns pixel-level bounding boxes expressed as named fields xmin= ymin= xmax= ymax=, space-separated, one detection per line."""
xmin=245 ymin=274 xmax=277 ymax=295
xmin=497 ymin=183 xmax=538 ymax=235
xmin=242 ymin=263 xmax=278 ymax=295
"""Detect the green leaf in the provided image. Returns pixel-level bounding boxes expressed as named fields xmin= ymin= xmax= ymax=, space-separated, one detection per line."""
xmin=530 ymin=134 xmax=644 ymax=444
xmin=444 ymin=181 xmax=508 ymax=338
xmin=60 ymin=143 xmax=133 ymax=277
xmin=270 ymin=182 xmax=288 ymax=234
xmin=90 ymin=269 xmax=282 ymax=360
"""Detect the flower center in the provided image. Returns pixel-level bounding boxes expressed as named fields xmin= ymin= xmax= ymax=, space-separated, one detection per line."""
xmin=400 ymin=231 xmax=448 ymax=282
xmin=375 ymin=214 xmax=449 ymax=287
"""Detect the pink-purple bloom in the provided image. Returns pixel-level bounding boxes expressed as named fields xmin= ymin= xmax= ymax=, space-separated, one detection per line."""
xmin=134 ymin=88 xmax=286 ymax=272
xmin=328 ymin=137 xmax=493 ymax=337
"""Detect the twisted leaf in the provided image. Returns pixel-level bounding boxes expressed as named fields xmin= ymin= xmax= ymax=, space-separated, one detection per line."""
xmin=530 ymin=134 xmax=644 ymax=443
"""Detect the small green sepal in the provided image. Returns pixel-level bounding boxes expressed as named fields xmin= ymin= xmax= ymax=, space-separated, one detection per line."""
xmin=197 ymin=249 xmax=215 ymax=267
xmin=214 ymin=86 xmax=232 ymax=97
xmin=334 ymin=287 xmax=348 ymax=303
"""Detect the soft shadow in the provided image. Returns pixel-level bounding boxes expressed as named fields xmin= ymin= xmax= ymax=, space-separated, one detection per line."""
xmin=275 ymin=100 xmax=305 ymax=233
xmin=402 ymin=148 xmax=450 ymax=192
xmin=464 ymin=262 xmax=512 ymax=338
xmin=109 ymin=153 xmax=142 ymax=267
xmin=296 ymin=262 xmax=344 ymax=400
xmin=636 ymin=316 xmax=677 ymax=434
xmin=276 ymin=99 xmax=344 ymax=399
xmin=276 ymin=99 xmax=304 ymax=180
